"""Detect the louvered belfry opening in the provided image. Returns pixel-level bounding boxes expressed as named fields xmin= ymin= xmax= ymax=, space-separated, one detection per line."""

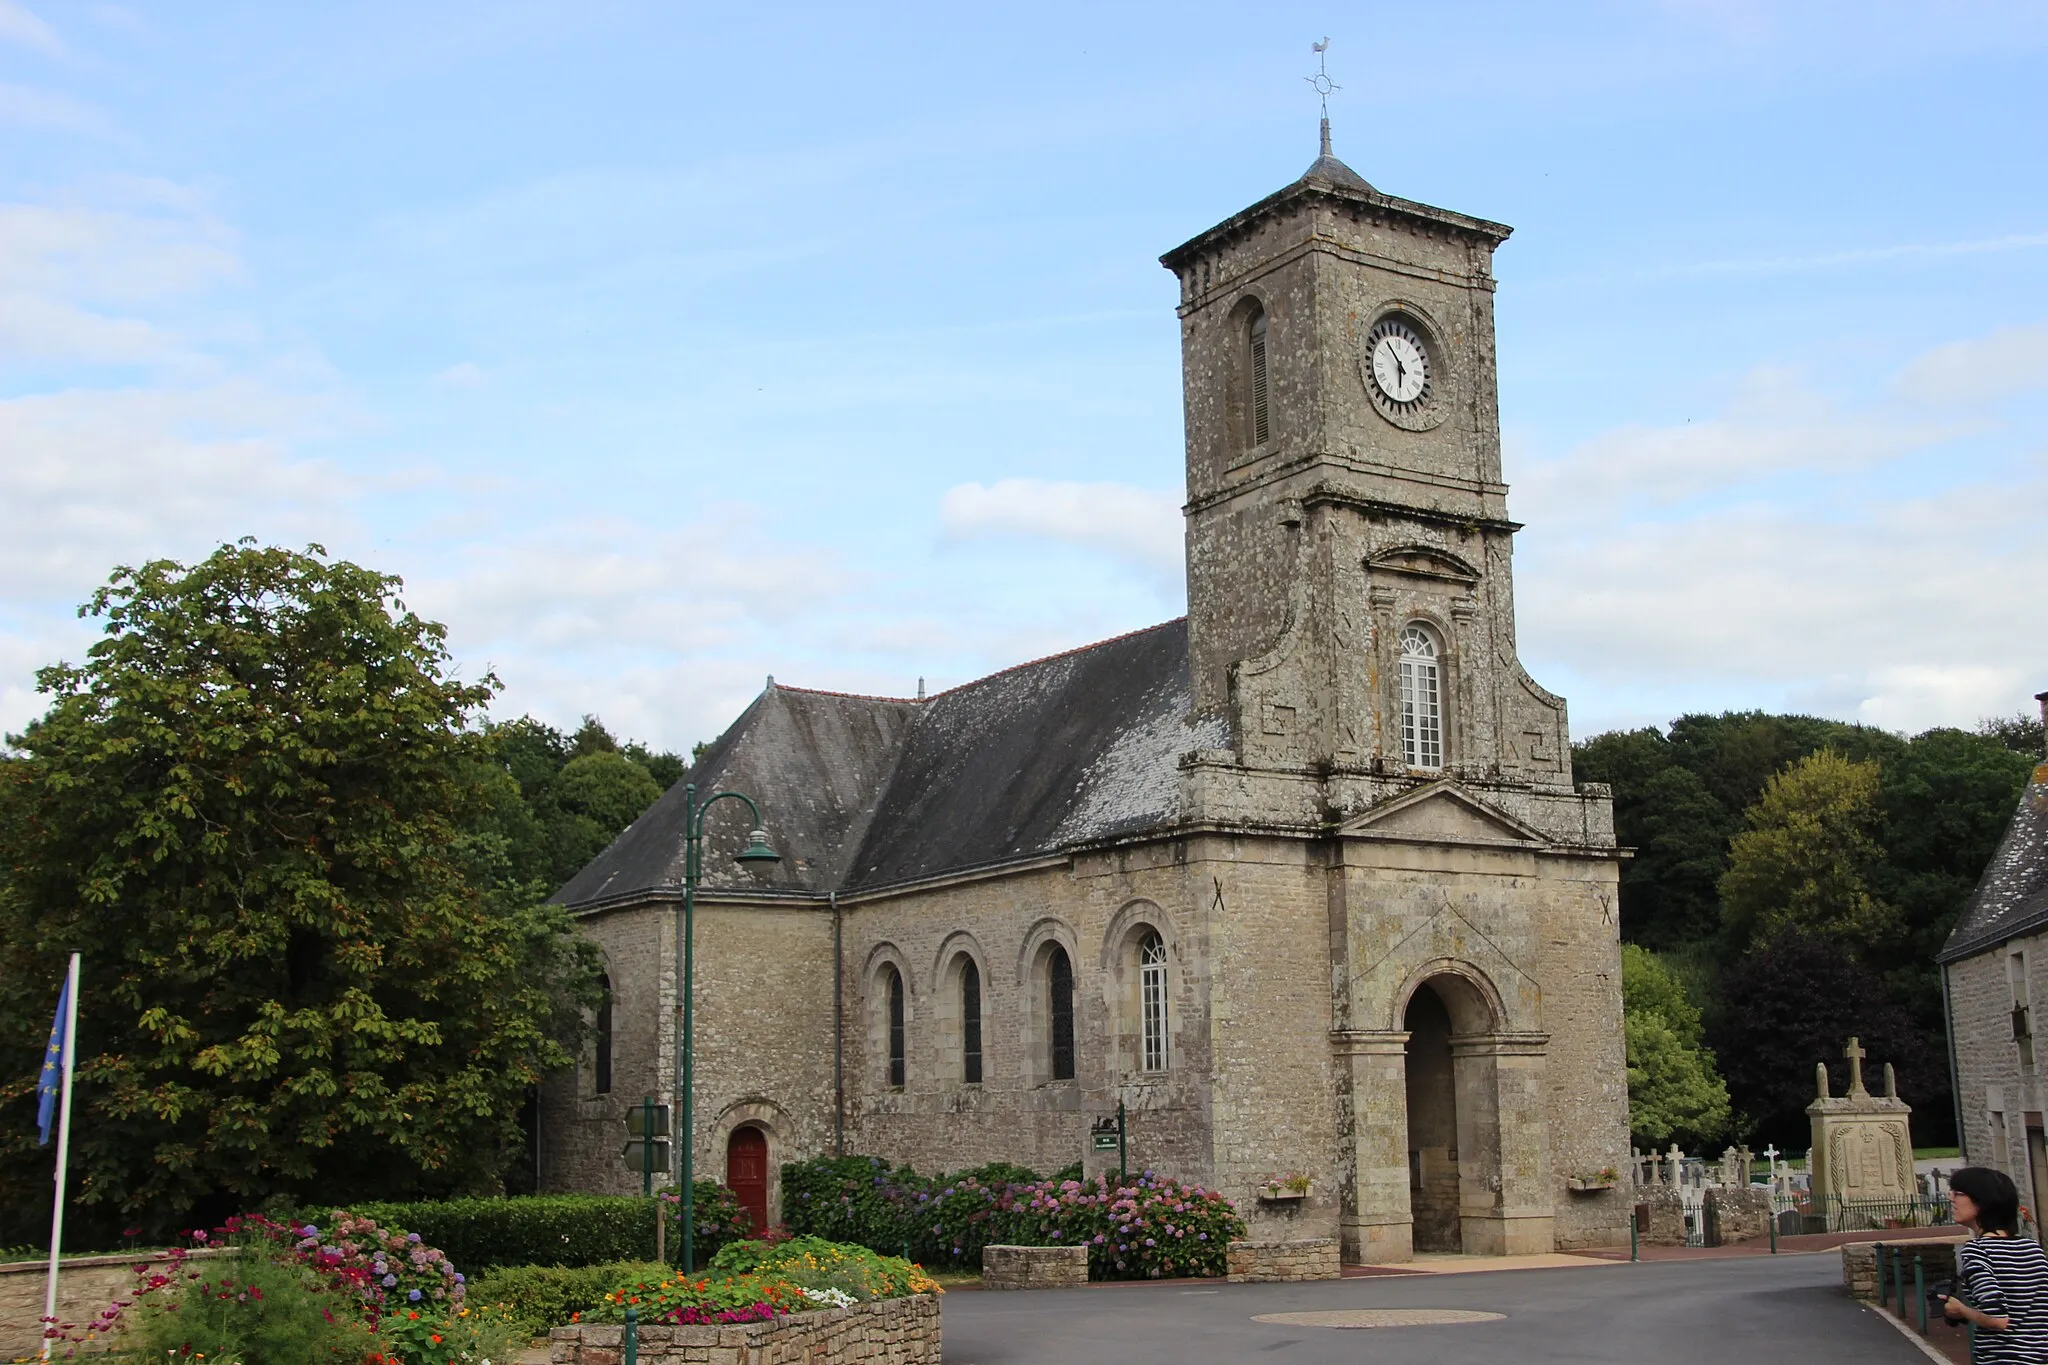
xmin=1249 ymin=307 xmax=1270 ymax=447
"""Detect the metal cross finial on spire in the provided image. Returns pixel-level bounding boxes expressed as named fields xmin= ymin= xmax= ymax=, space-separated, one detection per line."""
xmin=1305 ymin=37 xmax=1339 ymax=157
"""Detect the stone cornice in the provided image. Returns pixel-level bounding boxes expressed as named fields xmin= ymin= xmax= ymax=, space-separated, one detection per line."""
xmin=1160 ymin=176 xmax=1511 ymax=276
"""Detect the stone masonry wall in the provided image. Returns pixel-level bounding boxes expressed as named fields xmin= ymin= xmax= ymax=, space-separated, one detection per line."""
xmin=1843 ymin=1237 xmax=1964 ymax=1302
xmin=1948 ymin=935 xmax=2046 ymax=1209
xmin=547 ymin=1293 xmax=939 ymax=1365
xmin=982 ymin=1245 xmax=1088 ymax=1290
xmin=1226 ymin=1238 xmax=1340 ymax=1283
xmin=844 ymin=855 xmax=1216 ymax=1187
xmin=542 ymin=900 xmax=838 ymax=1229
xmin=0 ymin=1249 xmax=226 ymax=1359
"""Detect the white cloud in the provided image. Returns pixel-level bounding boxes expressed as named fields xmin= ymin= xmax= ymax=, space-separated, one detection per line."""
xmin=939 ymin=478 xmax=1181 ymax=574
xmin=1514 ymin=365 xmax=1965 ymax=531
xmin=0 ymin=1 xmax=60 ymax=53
xmin=0 ymin=383 xmax=353 ymax=597
xmin=1515 ymin=327 xmax=2048 ymax=736
xmin=434 ymin=360 xmax=487 ymax=388
xmin=0 ymin=84 xmax=108 ymax=134
xmin=1892 ymin=323 xmax=2048 ymax=405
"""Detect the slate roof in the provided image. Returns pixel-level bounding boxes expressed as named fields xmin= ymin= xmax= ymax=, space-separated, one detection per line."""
xmin=553 ymin=618 xmax=1223 ymax=910
xmin=1158 ymin=146 xmax=1511 ymax=273
xmin=1939 ymin=765 xmax=2048 ymax=963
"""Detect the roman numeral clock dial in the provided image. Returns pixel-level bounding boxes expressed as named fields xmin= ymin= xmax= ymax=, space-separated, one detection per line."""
xmin=1363 ymin=314 xmax=1448 ymax=431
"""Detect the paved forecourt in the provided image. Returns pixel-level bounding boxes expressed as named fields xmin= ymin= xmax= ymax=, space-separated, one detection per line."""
xmin=941 ymin=1253 xmax=1937 ymax=1365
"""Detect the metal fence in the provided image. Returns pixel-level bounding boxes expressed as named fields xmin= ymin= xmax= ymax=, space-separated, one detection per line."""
xmin=1800 ymin=1196 xmax=1953 ymax=1233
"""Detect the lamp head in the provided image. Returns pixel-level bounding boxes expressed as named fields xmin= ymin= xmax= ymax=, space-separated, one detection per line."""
xmin=734 ymin=828 xmax=781 ymax=864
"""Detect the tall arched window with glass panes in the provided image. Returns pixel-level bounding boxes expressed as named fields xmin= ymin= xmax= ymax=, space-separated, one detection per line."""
xmin=1139 ymin=932 xmax=1168 ymax=1072
xmin=1399 ymin=624 xmax=1443 ymax=771
xmin=1047 ymin=945 xmax=1076 ymax=1081
xmin=884 ymin=965 xmax=906 ymax=1090
xmin=960 ymin=958 xmax=983 ymax=1084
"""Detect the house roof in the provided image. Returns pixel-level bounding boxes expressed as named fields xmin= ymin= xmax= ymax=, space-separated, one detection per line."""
xmin=1939 ymin=765 xmax=2048 ymax=963
xmin=552 ymin=618 xmax=1221 ymax=909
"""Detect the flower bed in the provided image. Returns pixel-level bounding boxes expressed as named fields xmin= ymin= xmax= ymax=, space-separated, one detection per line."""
xmin=42 ymin=1213 xmax=520 ymax=1365
xmin=783 ymin=1157 xmax=1244 ymax=1279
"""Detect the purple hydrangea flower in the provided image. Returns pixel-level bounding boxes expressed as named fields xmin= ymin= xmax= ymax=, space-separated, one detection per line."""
xmin=408 ymin=1289 xmax=422 ymax=1302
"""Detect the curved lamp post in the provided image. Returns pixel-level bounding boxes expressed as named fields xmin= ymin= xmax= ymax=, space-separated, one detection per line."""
xmin=676 ymin=783 xmax=779 ymax=1272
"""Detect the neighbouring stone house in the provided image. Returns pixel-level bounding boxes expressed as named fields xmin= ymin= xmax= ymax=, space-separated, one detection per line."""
xmin=1940 ymin=693 xmax=2048 ymax=1237
xmin=537 ymin=127 xmax=1633 ymax=1262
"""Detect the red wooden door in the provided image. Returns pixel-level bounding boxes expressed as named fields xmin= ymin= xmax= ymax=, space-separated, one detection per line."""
xmin=726 ymin=1126 xmax=769 ymax=1236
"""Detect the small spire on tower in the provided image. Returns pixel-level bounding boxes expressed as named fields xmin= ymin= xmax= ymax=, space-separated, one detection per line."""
xmin=1306 ymin=37 xmax=1339 ymax=156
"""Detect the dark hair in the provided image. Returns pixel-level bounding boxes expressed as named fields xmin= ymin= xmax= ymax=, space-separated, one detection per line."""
xmin=1950 ymin=1166 xmax=2022 ymax=1234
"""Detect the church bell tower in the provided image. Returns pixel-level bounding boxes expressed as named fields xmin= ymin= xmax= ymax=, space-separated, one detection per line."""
xmin=1160 ymin=130 xmax=1573 ymax=799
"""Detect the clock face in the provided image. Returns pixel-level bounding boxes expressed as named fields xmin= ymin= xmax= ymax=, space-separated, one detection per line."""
xmin=1368 ymin=320 xmax=1431 ymax=405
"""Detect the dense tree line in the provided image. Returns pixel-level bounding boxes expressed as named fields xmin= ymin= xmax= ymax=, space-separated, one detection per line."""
xmin=1578 ymin=710 xmax=2040 ymax=1149
xmin=0 ymin=545 xmax=685 ymax=1247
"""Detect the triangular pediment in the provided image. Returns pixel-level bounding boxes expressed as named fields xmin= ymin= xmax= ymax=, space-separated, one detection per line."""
xmin=1366 ymin=545 xmax=1480 ymax=585
xmin=1339 ymin=780 xmax=1548 ymax=848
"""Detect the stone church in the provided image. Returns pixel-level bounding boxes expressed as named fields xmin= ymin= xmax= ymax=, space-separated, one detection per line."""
xmin=538 ymin=131 xmax=1632 ymax=1261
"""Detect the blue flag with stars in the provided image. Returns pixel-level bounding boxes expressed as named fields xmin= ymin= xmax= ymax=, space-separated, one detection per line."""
xmin=36 ymin=972 xmax=71 ymax=1147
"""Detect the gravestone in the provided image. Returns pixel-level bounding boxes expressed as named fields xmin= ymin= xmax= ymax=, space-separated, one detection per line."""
xmin=1806 ymin=1036 xmax=1914 ymax=1208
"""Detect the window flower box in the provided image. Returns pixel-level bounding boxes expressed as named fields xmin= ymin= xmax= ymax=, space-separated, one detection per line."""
xmin=1257 ymin=1176 xmax=1312 ymax=1203
xmin=1567 ymin=1169 xmax=1621 ymax=1193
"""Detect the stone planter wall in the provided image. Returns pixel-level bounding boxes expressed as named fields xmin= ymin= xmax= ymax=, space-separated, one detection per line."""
xmin=548 ymin=1292 xmax=939 ymax=1364
xmin=1226 ymin=1238 xmax=1341 ymax=1283
xmin=0 ymin=1248 xmax=226 ymax=1359
xmin=1842 ymin=1237 xmax=1965 ymax=1302
xmin=1702 ymin=1188 xmax=1773 ymax=1245
xmin=982 ymin=1244 xmax=1088 ymax=1290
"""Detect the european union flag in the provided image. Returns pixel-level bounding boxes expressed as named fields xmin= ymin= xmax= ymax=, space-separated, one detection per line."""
xmin=36 ymin=972 xmax=71 ymax=1147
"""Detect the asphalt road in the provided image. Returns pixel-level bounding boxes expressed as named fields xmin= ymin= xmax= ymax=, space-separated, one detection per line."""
xmin=941 ymin=1255 xmax=1937 ymax=1364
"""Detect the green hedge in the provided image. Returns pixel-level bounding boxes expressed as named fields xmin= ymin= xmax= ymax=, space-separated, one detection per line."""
xmin=467 ymin=1260 xmax=669 ymax=1338
xmin=328 ymin=1182 xmax=750 ymax=1271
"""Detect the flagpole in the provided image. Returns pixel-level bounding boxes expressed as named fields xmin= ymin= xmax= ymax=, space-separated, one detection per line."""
xmin=40 ymin=953 xmax=79 ymax=1364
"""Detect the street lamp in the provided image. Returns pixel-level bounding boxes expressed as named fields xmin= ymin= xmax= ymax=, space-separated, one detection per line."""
xmin=675 ymin=783 xmax=779 ymax=1272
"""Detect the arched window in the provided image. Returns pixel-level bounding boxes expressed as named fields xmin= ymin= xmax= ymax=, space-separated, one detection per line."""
xmin=1139 ymin=933 xmax=1168 ymax=1073
xmin=961 ymin=958 xmax=983 ymax=1084
xmin=594 ymin=973 xmax=613 ymax=1095
xmin=1399 ymin=625 xmax=1443 ymax=771
xmin=885 ymin=965 xmax=906 ymax=1090
xmin=1248 ymin=307 xmax=1271 ymax=448
xmin=1048 ymin=945 xmax=1076 ymax=1081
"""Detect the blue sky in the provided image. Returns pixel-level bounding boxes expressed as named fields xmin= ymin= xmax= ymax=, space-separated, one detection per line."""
xmin=2 ymin=0 xmax=2045 ymax=753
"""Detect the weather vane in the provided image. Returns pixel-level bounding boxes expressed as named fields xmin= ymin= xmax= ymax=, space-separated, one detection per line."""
xmin=1305 ymin=37 xmax=1339 ymax=120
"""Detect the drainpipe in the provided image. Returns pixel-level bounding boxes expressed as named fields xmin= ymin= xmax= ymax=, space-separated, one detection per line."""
xmin=1944 ymin=961 xmax=1967 ymax=1163
xmin=833 ymin=891 xmax=845 ymax=1156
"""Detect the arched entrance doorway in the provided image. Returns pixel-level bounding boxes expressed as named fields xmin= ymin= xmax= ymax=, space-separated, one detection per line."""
xmin=726 ymin=1126 xmax=769 ymax=1235
xmin=1403 ymin=982 xmax=1461 ymax=1252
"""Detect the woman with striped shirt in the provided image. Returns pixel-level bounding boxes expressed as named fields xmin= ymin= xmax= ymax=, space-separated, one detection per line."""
xmin=1945 ymin=1165 xmax=2048 ymax=1362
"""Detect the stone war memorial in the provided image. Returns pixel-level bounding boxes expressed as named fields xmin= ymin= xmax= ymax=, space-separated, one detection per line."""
xmin=537 ymin=122 xmax=1633 ymax=1262
xmin=1808 ymin=1037 xmax=1916 ymax=1218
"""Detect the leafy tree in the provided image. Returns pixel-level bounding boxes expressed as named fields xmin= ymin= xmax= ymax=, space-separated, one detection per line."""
xmin=1718 ymin=749 xmax=1899 ymax=958
xmin=0 ymin=543 xmax=600 ymax=1242
xmin=1980 ymin=711 xmax=2047 ymax=758
xmin=485 ymin=715 xmax=682 ymax=892
xmin=1711 ymin=931 xmax=1947 ymax=1147
xmin=1621 ymin=945 xmax=1729 ymax=1146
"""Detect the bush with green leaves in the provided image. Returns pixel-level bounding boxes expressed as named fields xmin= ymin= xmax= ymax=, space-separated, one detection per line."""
xmin=466 ymin=1260 xmax=668 ymax=1338
xmin=99 ymin=1239 xmax=381 ymax=1364
xmin=343 ymin=1185 xmax=748 ymax=1271
xmin=781 ymin=1156 xmax=1244 ymax=1279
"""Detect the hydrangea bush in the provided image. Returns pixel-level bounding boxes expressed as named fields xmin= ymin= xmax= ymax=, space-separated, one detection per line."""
xmin=782 ymin=1157 xmax=1244 ymax=1279
xmin=45 ymin=1213 xmax=513 ymax=1365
